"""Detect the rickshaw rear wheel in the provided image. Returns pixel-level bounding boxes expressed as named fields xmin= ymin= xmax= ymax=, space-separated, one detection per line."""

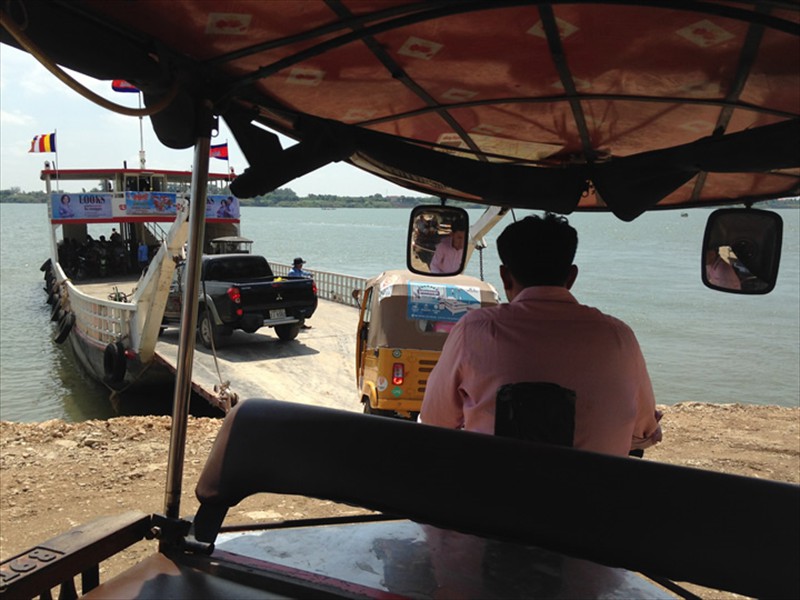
xmin=362 ymin=399 xmax=393 ymax=418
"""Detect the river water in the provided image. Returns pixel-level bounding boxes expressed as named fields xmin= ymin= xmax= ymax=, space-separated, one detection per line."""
xmin=1 ymin=204 xmax=798 ymax=422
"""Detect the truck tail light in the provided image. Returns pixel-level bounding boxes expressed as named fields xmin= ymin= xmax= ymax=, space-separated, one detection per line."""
xmin=227 ymin=286 xmax=243 ymax=316
xmin=392 ymin=363 xmax=404 ymax=386
xmin=312 ymin=282 xmax=318 ymax=296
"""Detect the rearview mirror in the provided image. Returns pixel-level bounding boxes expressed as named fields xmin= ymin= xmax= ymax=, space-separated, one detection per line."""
xmin=702 ymin=208 xmax=782 ymax=294
xmin=407 ymin=206 xmax=469 ymax=276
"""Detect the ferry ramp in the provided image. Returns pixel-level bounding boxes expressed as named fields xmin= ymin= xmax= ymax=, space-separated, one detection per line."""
xmin=155 ymin=265 xmax=367 ymax=414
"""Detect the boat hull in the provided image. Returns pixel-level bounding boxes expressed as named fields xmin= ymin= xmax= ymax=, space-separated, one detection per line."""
xmin=45 ymin=261 xmax=172 ymax=394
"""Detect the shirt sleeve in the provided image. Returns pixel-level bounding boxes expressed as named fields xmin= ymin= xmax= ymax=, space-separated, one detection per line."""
xmin=430 ymin=244 xmax=445 ymax=274
xmin=630 ymin=337 xmax=661 ymax=448
xmin=420 ymin=319 xmax=467 ymax=429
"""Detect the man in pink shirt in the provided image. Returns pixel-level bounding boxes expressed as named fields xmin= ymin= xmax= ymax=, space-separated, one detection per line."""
xmin=430 ymin=228 xmax=466 ymax=274
xmin=420 ymin=213 xmax=662 ymax=457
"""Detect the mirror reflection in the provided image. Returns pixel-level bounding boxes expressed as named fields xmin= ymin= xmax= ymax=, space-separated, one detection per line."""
xmin=408 ymin=206 xmax=469 ymax=276
xmin=702 ymin=208 xmax=783 ymax=294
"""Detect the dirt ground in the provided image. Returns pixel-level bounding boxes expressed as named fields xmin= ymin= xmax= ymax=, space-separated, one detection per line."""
xmin=1 ymin=402 xmax=798 ymax=598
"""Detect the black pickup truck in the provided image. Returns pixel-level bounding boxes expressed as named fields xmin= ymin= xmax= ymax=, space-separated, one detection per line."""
xmin=163 ymin=254 xmax=317 ymax=347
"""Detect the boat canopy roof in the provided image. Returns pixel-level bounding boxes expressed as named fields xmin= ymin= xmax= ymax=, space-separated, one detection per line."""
xmin=3 ymin=1 xmax=798 ymax=220
xmin=40 ymin=167 xmax=234 ymax=184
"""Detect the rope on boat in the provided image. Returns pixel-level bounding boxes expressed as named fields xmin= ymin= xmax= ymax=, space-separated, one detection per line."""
xmin=202 ymin=295 xmax=239 ymax=413
xmin=213 ymin=381 xmax=239 ymax=413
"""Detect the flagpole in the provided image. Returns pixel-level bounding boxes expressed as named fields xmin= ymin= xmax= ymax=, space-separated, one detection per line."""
xmin=226 ymin=138 xmax=232 ymax=184
xmin=53 ymin=128 xmax=59 ymax=189
xmin=138 ymin=92 xmax=146 ymax=169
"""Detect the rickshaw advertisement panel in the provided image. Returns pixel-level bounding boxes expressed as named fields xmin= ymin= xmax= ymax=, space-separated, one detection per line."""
xmin=407 ymin=282 xmax=481 ymax=322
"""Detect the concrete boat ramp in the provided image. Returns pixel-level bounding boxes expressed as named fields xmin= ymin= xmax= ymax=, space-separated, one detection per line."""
xmin=154 ymin=298 xmax=362 ymax=414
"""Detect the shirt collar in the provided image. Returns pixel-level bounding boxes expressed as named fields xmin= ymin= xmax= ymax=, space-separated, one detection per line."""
xmin=511 ymin=286 xmax=577 ymax=304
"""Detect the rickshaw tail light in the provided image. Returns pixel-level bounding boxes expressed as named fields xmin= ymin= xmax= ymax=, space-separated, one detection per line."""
xmin=392 ymin=363 xmax=404 ymax=386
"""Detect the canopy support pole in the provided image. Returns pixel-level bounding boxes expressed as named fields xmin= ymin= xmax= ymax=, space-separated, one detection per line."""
xmin=164 ymin=100 xmax=214 ymax=519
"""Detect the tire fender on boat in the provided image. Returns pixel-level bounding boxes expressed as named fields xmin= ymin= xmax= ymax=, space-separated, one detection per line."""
xmin=54 ymin=312 xmax=74 ymax=344
xmin=103 ymin=341 xmax=127 ymax=383
xmin=46 ymin=283 xmax=58 ymax=305
xmin=50 ymin=299 xmax=63 ymax=322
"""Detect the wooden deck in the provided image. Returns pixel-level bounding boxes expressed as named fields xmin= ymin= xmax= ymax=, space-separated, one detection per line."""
xmin=154 ymin=299 xmax=362 ymax=413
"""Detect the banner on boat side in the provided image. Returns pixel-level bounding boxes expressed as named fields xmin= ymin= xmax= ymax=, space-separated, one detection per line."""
xmin=51 ymin=192 xmax=112 ymax=220
xmin=50 ymin=192 xmax=240 ymax=222
xmin=406 ymin=282 xmax=481 ymax=323
xmin=207 ymin=195 xmax=239 ymax=219
xmin=124 ymin=191 xmax=179 ymax=216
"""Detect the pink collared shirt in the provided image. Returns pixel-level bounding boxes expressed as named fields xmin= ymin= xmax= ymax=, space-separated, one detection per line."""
xmin=430 ymin=237 xmax=463 ymax=273
xmin=420 ymin=286 xmax=661 ymax=456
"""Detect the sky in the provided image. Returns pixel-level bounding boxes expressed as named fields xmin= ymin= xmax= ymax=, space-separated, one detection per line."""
xmin=0 ymin=45 xmax=423 ymax=197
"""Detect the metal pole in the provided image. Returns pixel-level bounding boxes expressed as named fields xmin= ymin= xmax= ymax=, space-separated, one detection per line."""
xmin=164 ymin=101 xmax=214 ymax=518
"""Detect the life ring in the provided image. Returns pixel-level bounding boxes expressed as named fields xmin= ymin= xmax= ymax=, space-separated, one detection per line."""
xmin=103 ymin=342 xmax=127 ymax=383
xmin=54 ymin=312 xmax=74 ymax=344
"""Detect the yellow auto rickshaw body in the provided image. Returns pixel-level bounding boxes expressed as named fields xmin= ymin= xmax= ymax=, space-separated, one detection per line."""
xmin=356 ymin=269 xmax=499 ymax=419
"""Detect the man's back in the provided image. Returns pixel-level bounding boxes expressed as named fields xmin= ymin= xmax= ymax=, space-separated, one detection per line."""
xmin=420 ymin=286 xmax=657 ymax=456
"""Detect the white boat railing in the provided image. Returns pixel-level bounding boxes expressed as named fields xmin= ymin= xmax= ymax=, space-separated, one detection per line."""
xmin=54 ymin=262 xmax=137 ymax=348
xmin=68 ymin=284 xmax=137 ymax=347
xmin=270 ymin=262 xmax=366 ymax=308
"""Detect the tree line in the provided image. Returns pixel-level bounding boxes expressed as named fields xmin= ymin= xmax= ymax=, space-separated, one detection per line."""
xmin=0 ymin=186 xmax=439 ymax=208
xmin=1 ymin=185 xmax=797 ymax=208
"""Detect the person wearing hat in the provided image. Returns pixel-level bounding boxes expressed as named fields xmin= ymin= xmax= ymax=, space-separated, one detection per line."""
xmin=288 ymin=257 xmax=311 ymax=278
xmin=287 ymin=257 xmax=313 ymax=329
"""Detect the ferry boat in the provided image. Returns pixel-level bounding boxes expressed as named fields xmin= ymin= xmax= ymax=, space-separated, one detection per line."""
xmin=41 ymin=162 xmax=241 ymax=395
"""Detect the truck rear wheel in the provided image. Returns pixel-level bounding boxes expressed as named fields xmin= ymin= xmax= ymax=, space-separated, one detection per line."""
xmin=275 ymin=322 xmax=300 ymax=341
xmin=198 ymin=312 xmax=222 ymax=348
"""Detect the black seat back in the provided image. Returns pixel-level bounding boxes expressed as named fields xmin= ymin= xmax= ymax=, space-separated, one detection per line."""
xmin=495 ymin=382 xmax=575 ymax=447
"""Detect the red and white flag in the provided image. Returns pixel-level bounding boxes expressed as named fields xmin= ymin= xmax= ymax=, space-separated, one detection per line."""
xmin=112 ymin=79 xmax=140 ymax=93
xmin=210 ymin=143 xmax=229 ymax=160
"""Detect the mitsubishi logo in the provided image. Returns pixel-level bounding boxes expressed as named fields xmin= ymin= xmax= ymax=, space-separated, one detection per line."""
xmin=276 ymin=293 xmax=283 ymax=301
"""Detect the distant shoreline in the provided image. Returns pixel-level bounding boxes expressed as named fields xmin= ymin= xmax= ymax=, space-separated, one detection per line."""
xmin=1 ymin=197 xmax=799 ymax=209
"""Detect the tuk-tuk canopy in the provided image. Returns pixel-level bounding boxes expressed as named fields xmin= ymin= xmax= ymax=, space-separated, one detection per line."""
xmin=2 ymin=1 xmax=797 ymax=220
xmin=365 ymin=270 xmax=499 ymax=350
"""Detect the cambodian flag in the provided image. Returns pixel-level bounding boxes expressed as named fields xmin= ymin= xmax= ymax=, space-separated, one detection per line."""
xmin=210 ymin=143 xmax=229 ymax=160
xmin=112 ymin=79 xmax=140 ymax=93
xmin=29 ymin=133 xmax=56 ymax=153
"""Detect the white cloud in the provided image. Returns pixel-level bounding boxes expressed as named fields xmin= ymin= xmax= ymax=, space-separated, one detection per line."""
xmin=1 ymin=45 xmax=424 ymax=196
xmin=0 ymin=109 xmax=32 ymax=126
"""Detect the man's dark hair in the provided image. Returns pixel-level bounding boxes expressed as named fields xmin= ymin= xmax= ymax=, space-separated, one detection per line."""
xmin=496 ymin=213 xmax=578 ymax=286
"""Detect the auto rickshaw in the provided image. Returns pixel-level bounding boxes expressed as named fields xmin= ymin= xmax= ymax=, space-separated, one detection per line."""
xmin=355 ymin=269 xmax=499 ymax=420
